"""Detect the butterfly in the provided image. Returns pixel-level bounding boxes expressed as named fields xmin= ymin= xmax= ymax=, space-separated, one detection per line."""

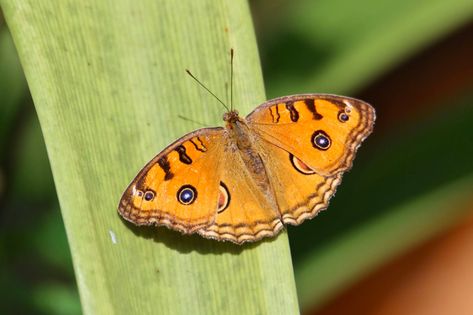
xmin=118 ymin=92 xmax=375 ymax=244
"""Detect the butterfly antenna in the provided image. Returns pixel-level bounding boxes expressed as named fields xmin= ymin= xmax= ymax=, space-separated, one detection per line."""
xmin=225 ymin=82 xmax=229 ymax=108
xmin=185 ymin=69 xmax=230 ymax=112
xmin=230 ymin=49 xmax=234 ymax=111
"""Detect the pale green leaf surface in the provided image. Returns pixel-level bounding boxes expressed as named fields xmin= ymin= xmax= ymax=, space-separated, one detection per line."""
xmin=1 ymin=1 xmax=299 ymax=314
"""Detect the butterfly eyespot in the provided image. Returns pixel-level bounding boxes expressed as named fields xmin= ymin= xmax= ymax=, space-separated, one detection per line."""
xmin=144 ymin=191 xmax=155 ymax=201
xmin=289 ymin=154 xmax=315 ymax=175
xmin=312 ymin=130 xmax=331 ymax=150
xmin=338 ymin=111 xmax=349 ymax=122
xmin=217 ymin=182 xmax=231 ymax=213
xmin=135 ymin=189 xmax=144 ymax=197
xmin=177 ymin=185 xmax=197 ymax=205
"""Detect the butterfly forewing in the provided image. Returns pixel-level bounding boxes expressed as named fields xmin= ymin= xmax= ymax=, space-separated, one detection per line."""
xmin=118 ymin=128 xmax=225 ymax=233
xmin=246 ymin=94 xmax=375 ymax=176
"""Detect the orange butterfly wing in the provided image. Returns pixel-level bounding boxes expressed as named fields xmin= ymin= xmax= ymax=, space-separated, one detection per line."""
xmin=118 ymin=128 xmax=225 ymax=233
xmin=197 ymin=143 xmax=283 ymax=244
xmin=246 ymin=94 xmax=375 ymax=225
xmin=257 ymin=141 xmax=343 ymax=225
xmin=247 ymin=94 xmax=375 ymax=176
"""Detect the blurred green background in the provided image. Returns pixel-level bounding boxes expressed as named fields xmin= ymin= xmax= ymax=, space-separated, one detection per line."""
xmin=1 ymin=0 xmax=472 ymax=314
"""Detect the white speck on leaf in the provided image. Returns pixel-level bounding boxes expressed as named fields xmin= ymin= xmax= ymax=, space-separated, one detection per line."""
xmin=109 ymin=229 xmax=118 ymax=244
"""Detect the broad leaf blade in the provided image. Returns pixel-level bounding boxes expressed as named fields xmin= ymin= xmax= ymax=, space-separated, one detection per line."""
xmin=1 ymin=1 xmax=300 ymax=314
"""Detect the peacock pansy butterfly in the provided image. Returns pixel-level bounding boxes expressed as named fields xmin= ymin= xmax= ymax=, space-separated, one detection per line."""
xmin=118 ymin=50 xmax=375 ymax=244
xmin=118 ymin=92 xmax=375 ymax=244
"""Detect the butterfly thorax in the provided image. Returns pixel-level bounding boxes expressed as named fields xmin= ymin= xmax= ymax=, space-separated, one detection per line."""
xmin=223 ymin=110 xmax=240 ymax=123
xmin=223 ymin=111 xmax=252 ymax=153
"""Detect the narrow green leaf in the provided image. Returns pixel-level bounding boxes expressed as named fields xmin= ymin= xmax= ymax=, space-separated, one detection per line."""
xmin=0 ymin=27 xmax=27 ymax=154
xmin=32 ymin=284 xmax=82 ymax=315
xmin=264 ymin=0 xmax=473 ymax=96
xmin=10 ymin=112 xmax=56 ymax=202
xmin=1 ymin=1 xmax=300 ymax=314
xmin=297 ymin=174 xmax=473 ymax=309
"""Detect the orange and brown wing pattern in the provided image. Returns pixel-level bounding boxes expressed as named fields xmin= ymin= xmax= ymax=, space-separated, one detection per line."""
xmin=118 ymin=128 xmax=225 ymax=233
xmin=257 ymin=138 xmax=342 ymax=225
xmin=197 ymin=144 xmax=283 ymax=244
xmin=247 ymin=94 xmax=375 ymax=176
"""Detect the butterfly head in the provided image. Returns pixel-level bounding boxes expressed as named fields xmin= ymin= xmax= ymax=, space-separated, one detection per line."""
xmin=223 ymin=110 xmax=240 ymax=123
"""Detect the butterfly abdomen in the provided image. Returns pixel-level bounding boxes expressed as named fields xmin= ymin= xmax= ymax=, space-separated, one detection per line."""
xmin=227 ymin=119 xmax=279 ymax=212
xmin=230 ymin=120 xmax=265 ymax=175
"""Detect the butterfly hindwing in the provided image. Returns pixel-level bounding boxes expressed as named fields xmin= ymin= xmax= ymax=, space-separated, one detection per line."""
xmin=197 ymin=137 xmax=283 ymax=244
xmin=246 ymin=94 xmax=375 ymax=176
xmin=118 ymin=128 xmax=225 ymax=233
xmin=257 ymin=138 xmax=343 ymax=225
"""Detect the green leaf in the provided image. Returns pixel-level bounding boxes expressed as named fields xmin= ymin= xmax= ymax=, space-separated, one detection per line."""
xmin=33 ymin=205 xmax=74 ymax=272
xmin=262 ymin=0 xmax=473 ymax=96
xmin=297 ymin=174 xmax=473 ymax=308
xmin=1 ymin=1 xmax=299 ymax=314
xmin=0 ymin=27 xmax=27 ymax=155
xmin=10 ymin=111 xmax=56 ymax=202
xmin=32 ymin=284 xmax=81 ymax=315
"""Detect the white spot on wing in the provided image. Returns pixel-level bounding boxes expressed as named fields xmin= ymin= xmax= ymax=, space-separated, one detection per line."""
xmin=343 ymin=99 xmax=353 ymax=113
